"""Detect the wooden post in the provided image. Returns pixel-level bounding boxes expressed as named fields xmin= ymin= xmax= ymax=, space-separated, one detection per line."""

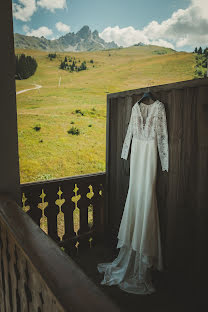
xmin=0 ymin=1 xmax=21 ymax=205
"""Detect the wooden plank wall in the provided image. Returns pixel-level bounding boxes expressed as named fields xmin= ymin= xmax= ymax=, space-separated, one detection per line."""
xmin=106 ymin=78 xmax=208 ymax=299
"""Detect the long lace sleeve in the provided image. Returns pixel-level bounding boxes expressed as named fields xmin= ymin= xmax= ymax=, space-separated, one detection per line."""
xmin=157 ymin=102 xmax=169 ymax=172
xmin=121 ymin=108 xmax=134 ymax=160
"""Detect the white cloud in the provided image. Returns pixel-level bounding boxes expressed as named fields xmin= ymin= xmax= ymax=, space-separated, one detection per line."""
xmin=99 ymin=0 xmax=208 ymax=50
xmin=192 ymin=0 xmax=208 ymax=19
xmin=56 ymin=22 xmax=70 ymax=33
xmin=143 ymin=0 xmax=208 ymax=48
xmin=12 ymin=0 xmax=67 ymax=21
xmin=12 ymin=0 xmax=36 ymax=22
xmin=26 ymin=26 xmax=53 ymax=38
xmin=37 ymin=0 xmax=67 ymax=12
xmin=100 ymin=26 xmax=149 ymax=47
xmin=99 ymin=26 xmax=174 ymax=49
xmin=22 ymin=25 xmax=30 ymax=33
xmin=150 ymin=39 xmax=174 ymax=49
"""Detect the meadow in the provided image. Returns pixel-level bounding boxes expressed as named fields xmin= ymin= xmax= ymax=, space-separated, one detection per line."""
xmin=15 ymin=45 xmax=195 ymax=183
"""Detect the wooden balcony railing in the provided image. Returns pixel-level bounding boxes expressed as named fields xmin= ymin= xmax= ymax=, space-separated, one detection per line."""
xmin=20 ymin=173 xmax=106 ymax=255
xmin=0 ymin=193 xmax=120 ymax=312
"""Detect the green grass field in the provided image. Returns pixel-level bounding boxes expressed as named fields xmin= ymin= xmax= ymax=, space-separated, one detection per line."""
xmin=15 ymin=45 xmax=195 ymax=183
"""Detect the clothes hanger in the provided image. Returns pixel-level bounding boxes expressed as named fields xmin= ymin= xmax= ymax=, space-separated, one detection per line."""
xmin=137 ymin=88 xmax=156 ymax=104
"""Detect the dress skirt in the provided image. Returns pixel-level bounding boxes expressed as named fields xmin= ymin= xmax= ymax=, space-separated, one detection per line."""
xmin=97 ymin=137 xmax=163 ymax=294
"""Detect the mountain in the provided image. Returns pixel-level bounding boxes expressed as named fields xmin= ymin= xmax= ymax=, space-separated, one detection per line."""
xmin=134 ymin=42 xmax=145 ymax=46
xmin=14 ymin=25 xmax=119 ymax=52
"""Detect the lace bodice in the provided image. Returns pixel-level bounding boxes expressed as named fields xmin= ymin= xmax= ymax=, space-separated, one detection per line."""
xmin=121 ymin=100 xmax=169 ymax=172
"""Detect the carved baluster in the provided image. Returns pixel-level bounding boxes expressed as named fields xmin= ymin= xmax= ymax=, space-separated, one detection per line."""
xmin=71 ymin=184 xmax=81 ymax=252
xmin=87 ymin=185 xmax=95 ymax=248
xmin=88 ymin=204 xmax=93 ymax=230
xmin=22 ymin=187 xmax=42 ymax=226
xmin=17 ymin=252 xmax=30 ymax=311
xmin=22 ymin=193 xmax=30 ymax=213
xmin=62 ymin=183 xmax=77 ymax=255
xmin=7 ymin=236 xmax=18 ymax=311
xmin=1 ymin=227 xmax=11 ymax=312
xmin=2 ymin=228 xmax=9 ymax=311
xmin=55 ymin=187 xmax=65 ymax=241
xmin=13 ymin=246 xmax=21 ymax=312
xmin=24 ymin=263 xmax=33 ymax=310
xmin=41 ymin=286 xmax=63 ymax=312
xmin=6 ymin=237 xmax=13 ymax=312
xmin=99 ymin=182 xmax=105 ymax=235
xmin=23 ymin=187 xmax=41 ymax=226
xmin=87 ymin=185 xmax=94 ymax=230
xmin=44 ymin=184 xmax=60 ymax=242
xmin=90 ymin=182 xmax=105 ymax=245
xmin=77 ymin=182 xmax=91 ymax=250
xmin=31 ymin=278 xmax=44 ymax=312
xmin=26 ymin=258 xmax=44 ymax=312
xmin=31 ymin=274 xmax=58 ymax=312
xmin=71 ymin=184 xmax=81 ymax=234
xmin=38 ymin=189 xmax=48 ymax=234
xmin=15 ymin=243 xmax=63 ymax=312
xmin=62 ymin=186 xmax=74 ymax=237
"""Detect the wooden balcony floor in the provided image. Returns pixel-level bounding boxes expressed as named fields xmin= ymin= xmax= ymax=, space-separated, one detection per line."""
xmin=70 ymin=243 xmax=199 ymax=312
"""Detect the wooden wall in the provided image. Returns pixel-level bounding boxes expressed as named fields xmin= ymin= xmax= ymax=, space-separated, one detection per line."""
xmin=0 ymin=194 xmax=120 ymax=312
xmin=106 ymin=78 xmax=208 ymax=298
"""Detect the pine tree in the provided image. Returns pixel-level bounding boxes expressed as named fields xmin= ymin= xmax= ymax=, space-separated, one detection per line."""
xmin=48 ymin=53 xmax=56 ymax=59
xmin=204 ymin=47 xmax=208 ymax=57
xmin=194 ymin=47 xmax=198 ymax=53
xmin=71 ymin=60 xmax=76 ymax=71
xmin=80 ymin=61 xmax=87 ymax=70
xmin=59 ymin=60 xmax=66 ymax=70
xmin=198 ymin=47 xmax=203 ymax=54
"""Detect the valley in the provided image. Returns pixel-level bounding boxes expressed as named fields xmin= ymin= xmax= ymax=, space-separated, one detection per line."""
xmin=15 ymin=45 xmax=195 ymax=183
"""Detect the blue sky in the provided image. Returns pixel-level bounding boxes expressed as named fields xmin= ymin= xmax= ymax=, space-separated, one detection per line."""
xmin=12 ymin=0 xmax=208 ymax=52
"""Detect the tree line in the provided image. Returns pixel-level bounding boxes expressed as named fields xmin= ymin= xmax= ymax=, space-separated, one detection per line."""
xmin=194 ymin=47 xmax=208 ymax=56
xmin=15 ymin=54 xmax=38 ymax=79
xmin=193 ymin=47 xmax=208 ymax=78
xmin=59 ymin=56 xmax=90 ymax=72
xmin=48 ymin=53 xmax=57 ymax=60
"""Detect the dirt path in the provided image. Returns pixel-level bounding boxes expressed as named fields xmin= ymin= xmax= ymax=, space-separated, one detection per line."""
xmin=16 ymin=84 xmax=42 ymax=95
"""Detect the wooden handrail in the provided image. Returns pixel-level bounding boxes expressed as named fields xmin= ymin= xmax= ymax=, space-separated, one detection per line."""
xmin=107 ymin=77 xmax=208 ymax=98
xmin=20 ymin=172 xmax=106 ymax=254
xmin=0 ymin=193 xmax=120 ymax=312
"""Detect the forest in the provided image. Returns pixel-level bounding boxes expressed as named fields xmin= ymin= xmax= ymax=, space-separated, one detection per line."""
xmin=15 ymin=54 xmax=38 ymax=79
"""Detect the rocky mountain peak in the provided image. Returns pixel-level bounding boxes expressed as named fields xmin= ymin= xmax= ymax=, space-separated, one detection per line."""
xmin=14 ymin=25 xmax=119 ymax=52
xmin=76 ymin=25 xmax=91 ymax=40
xmin=92 ymin=30 xmax=99 ymax=38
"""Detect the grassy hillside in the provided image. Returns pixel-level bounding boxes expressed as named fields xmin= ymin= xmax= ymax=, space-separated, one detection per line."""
xmin=15 ymin=45 xmax=195 ymax=183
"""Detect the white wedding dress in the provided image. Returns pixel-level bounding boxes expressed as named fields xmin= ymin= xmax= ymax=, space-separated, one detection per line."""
xmin=97 ymin=100 xmax=169 ymax=295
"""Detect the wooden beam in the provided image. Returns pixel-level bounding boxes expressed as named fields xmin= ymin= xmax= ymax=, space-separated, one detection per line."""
xmin=0 ymin=0 xmax=21 ymax=205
